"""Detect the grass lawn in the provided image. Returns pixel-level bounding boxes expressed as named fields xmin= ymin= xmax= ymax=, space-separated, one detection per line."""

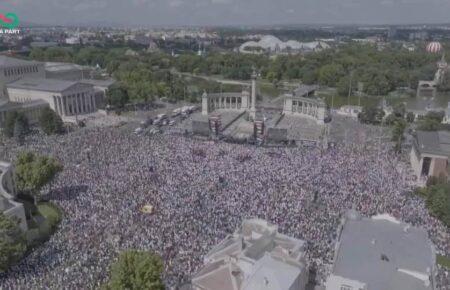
xmin=260 ymin=83 xmax=282 ymax=98
xmin=37 ymin=202 xmax=62 ymax=228
xmin=320 ymin=94 xmax=382 ymax=109
xmin=437 ymin=255 xmax=450 ymax=269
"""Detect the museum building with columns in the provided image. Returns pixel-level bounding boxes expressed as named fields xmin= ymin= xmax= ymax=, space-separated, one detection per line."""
xmin=0 ymin=55 xmax=113 ymax=127
xmin=7 ymin=78 xmax=98 ymax=117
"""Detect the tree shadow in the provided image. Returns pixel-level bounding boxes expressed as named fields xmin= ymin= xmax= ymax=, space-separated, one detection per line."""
xmin=42 ymin=185 xmax=88 ymax=201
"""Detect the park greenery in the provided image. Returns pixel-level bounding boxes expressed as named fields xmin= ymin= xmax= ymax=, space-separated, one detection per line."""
xmin=416 ymin=177 xmax=450 ymax=227
xmin=0 ymin=213 xmax=27 ymax=272
xmin=39 ymin=107 xmax=65 ymax=135
xmin=106 ymin=250 xmax=165 ymax=290
xmin=416 ymin=111 xmax=449 ymax=131
xmin=358 ymin=104 xmax=385 ymax=125
xmin=27 ymin=43 xmax=446 ymax=108
xmin=4 ymin=111 xmax=29 ymax=141
xmin=0 ymin=152 xmax=63 ymax=272
xmin=15 ymin=152 xmax=63 ymax=204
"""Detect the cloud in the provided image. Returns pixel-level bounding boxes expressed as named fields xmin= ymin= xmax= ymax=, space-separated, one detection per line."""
xmin=8 ymin=0 xmax=450 ymax=26
xmin=211 ymin=0 xmax=233 ymax=4
xmin=169 ymin=0 xmax=184 ymax=7
xmin=73 ymin=0 xmax=107 ymax=12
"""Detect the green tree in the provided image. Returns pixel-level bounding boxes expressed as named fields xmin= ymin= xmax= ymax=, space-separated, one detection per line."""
xmin=4 ymin=111 xmax=29 ymax=139
xmin=318 ymin=63 xmax=345 ymax=87
xmin=39 ymin=107 xmax=64 ymax=135
xmin=336 ymin=76 xmax=352 ymax=96
xmin=107 ymin=250 xmax=165 ymax=290
xmin=106 ymin=84 xmax=130 ymax=108
xmin=15 ymin=152 xmax=63 ymax=204
xmin=426 ymin=183 xmax=450 ymax=226
xmin=392 ymin=119 xmax=407 ymax=152
xmin=406 ymin=112 xmax=415 ymax=123
xmin=392 ymin=103 xmax=406 ymax=118
xmin=29 ymin=47 xmax=46 ymax=60
xmin=417 ymin=112 xmax=445 ymax=131
xmin=0 ymin=213 xmax=26 ymax=272
xmin=358 ymin=104 xmax=385 ymax=125
xmin=4 ymin=111 xmax=18 ymax=138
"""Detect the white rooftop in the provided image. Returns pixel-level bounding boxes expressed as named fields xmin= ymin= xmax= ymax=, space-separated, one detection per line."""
xmin=330 ymin=212 xmax=435 ymax=290
xmin=192 ymin=219 xmax=307 ymax=290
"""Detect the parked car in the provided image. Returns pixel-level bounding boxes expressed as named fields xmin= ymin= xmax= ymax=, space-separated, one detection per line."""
xmin=172 ymin=108 xmax=181 ymax=117
xmin=140 ymin=118 xmax=153 ymax=128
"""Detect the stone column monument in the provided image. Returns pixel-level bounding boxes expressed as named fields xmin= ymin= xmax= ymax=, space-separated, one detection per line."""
xmin=249 ymin=69 xmax=257 ymax=120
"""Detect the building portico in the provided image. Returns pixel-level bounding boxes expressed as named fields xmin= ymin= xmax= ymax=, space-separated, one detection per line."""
xmin=7 ymin=78 xmax=97 ymax=119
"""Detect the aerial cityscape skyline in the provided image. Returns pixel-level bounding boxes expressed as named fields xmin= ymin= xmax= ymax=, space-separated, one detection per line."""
xmin=0 ymin=1 xmax=449 ymax=289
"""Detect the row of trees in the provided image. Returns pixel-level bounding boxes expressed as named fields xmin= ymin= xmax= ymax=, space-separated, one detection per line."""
xmin=28 ymin=43 xmax=446 ymax=106
xmin=417 ymin=177 xmax=450 ymax=227
xmin=3 ymin=108 xmax=65 ymax=141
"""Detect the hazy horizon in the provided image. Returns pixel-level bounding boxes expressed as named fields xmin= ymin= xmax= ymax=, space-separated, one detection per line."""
xmin=2 ymin=0 xmax=450 ymax=27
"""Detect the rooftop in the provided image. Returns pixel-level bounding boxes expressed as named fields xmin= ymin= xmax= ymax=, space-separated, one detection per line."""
xmin=7 ymin=78 xmax=93 ymax=93
xmin=0 ymin=55 xmax=41 ymax=68
xmin=44 ymin=61 xmax=89 ymax=72
xmin=331 ymin=213 xmax=435 ymax=290
xmin=0 ymin=100 xmax=49 ymax=112
xmin=192 ymin=219 xmax=307 ymax=290
xmin=414 ymin=130 xmax=450 ymax=157
xmin=80 ymin=78 xmax=116 ymax=88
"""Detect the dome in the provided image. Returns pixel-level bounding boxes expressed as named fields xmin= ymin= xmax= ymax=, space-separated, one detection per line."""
xmin=285 ymin=40 xmax=303 ymax=50
xmin=426 ymin=42 xmax=443 ymax=53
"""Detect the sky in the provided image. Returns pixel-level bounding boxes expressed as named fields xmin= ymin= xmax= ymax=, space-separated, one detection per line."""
xmin=1 ymin=0 xmax=450 ymax=27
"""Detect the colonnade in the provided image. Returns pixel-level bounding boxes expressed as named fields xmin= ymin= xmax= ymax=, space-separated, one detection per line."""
xmin=283 ymin=95 xmax=326 ymax=124
xmin=292 ymin=100 xmax=319 ymax=117
xmin=202 ymin=92 xmax=249 ymax=115
xmin=53 ymin=92 xmax=96 ymax=117
xmin=209 ymin=96 xmax=242 ymax=110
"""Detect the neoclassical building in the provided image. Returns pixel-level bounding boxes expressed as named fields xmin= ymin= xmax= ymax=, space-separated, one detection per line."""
xmin=0 ymin=55 xmax=113 ymax=126
xmin=7 ymin=78 xmax=98 ymax=118
xmin=0 ymin=56 xmax=45 ymax=101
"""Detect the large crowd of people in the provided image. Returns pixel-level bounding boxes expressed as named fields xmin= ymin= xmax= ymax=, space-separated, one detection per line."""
xmin=0 ymin=126 xmax=449 ymax=289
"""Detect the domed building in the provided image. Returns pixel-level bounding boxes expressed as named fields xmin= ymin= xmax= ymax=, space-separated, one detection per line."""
xmin=239 ymin=35 xmax=330 ymax=55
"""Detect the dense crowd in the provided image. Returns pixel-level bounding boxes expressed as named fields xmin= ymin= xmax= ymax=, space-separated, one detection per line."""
xmin=0 ymin=126 xmax=449 ymax=289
